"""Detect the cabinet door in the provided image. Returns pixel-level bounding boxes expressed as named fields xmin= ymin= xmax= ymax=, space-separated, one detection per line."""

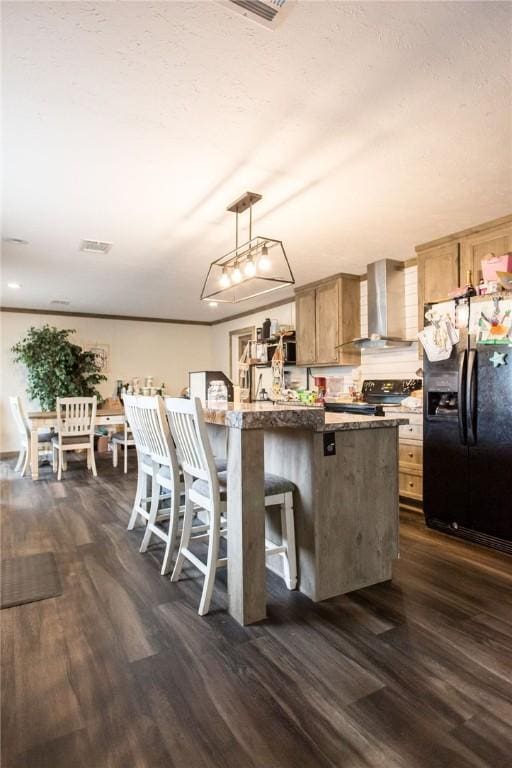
xmin=417 ymin=242 xmax=459 ymax=332
xmin=338 ymin=277 xmax=361 ymax=365
xmin=460 ymin=224 xmax=512 ymax=284
xmin=315 ymin=279 xmax=340 ymax=364
xmin=295 ymin=289 xmax=316 ymax=365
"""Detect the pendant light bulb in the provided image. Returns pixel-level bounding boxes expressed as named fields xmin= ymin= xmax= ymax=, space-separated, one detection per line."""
xmin=259 ymin=245 xmax=271 ymax=272
xmin=244 ymin=257 xmax=256 ymax=278
xmin=219 ymin=268 xmax=231 ymax=289
xmin=232 ymin=261 xmax=242 ymax=283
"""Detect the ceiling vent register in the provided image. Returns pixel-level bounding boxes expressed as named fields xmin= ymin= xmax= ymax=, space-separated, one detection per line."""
xmin=218 ymin=0 xmax=292 ymax=29
xmin=80 ymin=239 xmax=113 ymax=254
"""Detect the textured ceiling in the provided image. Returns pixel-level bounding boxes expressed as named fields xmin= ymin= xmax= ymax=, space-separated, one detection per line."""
xmin=2 ymin=1 xmax=511 ymax=320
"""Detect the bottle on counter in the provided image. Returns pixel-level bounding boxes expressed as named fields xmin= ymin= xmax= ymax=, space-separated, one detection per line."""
xmin=464 ymin=270 xmax=477 ymax=297
xmin=262 ymin=318 xmax=271 ymax=341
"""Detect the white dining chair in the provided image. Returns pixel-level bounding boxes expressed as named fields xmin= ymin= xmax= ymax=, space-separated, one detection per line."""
xmin=52 ymin=396 xmax=97 ymax=480
xmin=165 ymin=396 xmax=297 ymax=617
xmin=9 ymin=396 xmax=53 ymax=477
xmin=124 ymin=395 xmax=183 ymax=575
xmin=111 ymin=420 xmax=135 ymax=473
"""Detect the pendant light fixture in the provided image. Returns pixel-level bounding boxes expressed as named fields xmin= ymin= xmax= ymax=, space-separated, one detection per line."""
xmin=200 ymin=191 xmax=294 ymax=304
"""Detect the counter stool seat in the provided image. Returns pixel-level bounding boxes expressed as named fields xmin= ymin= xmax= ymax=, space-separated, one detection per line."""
xmin=192 ymin=471 xmax=295 ymax=501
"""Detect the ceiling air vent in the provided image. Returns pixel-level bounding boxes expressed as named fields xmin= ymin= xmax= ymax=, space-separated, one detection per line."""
xmin=217 ymin=0 xmax=292 ymax=29
xmin=80 ymin=239 xmax=112 ymax=254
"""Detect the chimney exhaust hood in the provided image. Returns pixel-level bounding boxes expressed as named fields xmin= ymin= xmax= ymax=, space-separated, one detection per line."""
xmin=339 ymin=259 xmax=414 ymax=351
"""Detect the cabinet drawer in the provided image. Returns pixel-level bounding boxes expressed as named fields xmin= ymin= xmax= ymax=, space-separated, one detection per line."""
xmin=399 ymin=471 xmax=423 ymax=500
xmin=399 ymin=423 xmax=423 ymax=441
xmin=399 ymin=443 xmax=423 ymax=467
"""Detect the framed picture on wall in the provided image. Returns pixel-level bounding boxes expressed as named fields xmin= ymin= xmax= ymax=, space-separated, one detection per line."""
xmin=84 ymin=342 xmax=110 ymax=374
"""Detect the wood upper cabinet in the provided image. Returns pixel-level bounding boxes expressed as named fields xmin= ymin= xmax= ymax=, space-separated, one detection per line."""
xmin=315 ymin=279 xmax=339 ymax=364
xmin=460 ymin=224 xmax=512 ymax=284
xmin=295 ymin=289 xmax=316 ymax=365
xmin=295 ymin=275 xmax=360 ymax=367
xmin=416 ymin=241 xmax=459 ymax=332
xmin=416 ymin=214 xmax=512 ymax=334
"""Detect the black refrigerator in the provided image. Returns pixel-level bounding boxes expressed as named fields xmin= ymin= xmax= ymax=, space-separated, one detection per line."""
xmin=423 ymin=300 xmax=512 ymax=554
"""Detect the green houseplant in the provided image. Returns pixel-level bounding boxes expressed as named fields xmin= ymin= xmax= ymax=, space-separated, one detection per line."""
xmin=11 ymin=324 xmax=107 ymax=411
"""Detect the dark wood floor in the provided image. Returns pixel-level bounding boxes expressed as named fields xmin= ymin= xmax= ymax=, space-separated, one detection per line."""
xmin=1 ymin=454 xmax=512 ymax=768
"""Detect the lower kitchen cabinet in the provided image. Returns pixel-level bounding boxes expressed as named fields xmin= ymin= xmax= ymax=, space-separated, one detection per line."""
xmin=388 ymin=410 xmax=423 ymax=510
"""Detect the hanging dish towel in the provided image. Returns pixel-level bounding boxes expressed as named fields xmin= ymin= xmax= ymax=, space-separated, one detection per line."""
xmin=418 ymin=317 xmax=459 ymax=362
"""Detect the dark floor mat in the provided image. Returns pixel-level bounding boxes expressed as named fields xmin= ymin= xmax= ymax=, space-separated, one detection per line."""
xmin=1 ymin=552 xmax=62 ymax=609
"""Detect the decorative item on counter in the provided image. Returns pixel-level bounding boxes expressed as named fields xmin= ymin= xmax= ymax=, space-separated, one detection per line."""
xmin=477 ymin=297 xmax=512 ymax=343
xmin=270 ymin=336 xmax=285 ymax=400
xmin=207 ymin=380 xmax=228 ymax=407
xmin=296 ymin=389 xmax=319 ymax=405
xmin=270 ymin=318 xmax=279 ymax=337
xmin=313 ymin=376 xmax=327 ymax=404
xmin=481 ymin=252 xmax=512 ymax=283
xmin=478 ymin=278 xmax=488 ymax=295
xmin=326 ymin=376 xmax=344 ymax=400
xmin=418 ymin=309 xmax=460 ymax=362
xmin=256 ymin=327 xmax=263 ymax=342
xmin=489 ymin=350 xmax=508 ymax=368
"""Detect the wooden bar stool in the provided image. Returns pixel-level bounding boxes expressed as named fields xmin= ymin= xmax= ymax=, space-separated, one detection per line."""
xmin=111 ymin=420 xmax=135 ymax=473
xmin=124 ymin=395 xmax=182 ymax=575
xmin=165 ymin=396 xmax=297 ymax=616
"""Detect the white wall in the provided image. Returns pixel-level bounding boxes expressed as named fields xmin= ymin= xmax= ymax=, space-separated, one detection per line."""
xmin=1 ymin=311 xmax=213 ymax=452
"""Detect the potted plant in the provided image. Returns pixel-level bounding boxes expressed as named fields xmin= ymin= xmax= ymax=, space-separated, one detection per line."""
xmin=11 ymin=324 xmax=107 ymax=411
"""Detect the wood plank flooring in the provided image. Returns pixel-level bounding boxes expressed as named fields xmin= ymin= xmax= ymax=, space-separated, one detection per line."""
xmin=1 ymin=454 xmax=511 ymax=768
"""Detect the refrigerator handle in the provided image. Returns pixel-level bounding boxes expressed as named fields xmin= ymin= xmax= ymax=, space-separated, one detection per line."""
xmin=467 ymin=349 xmax=477 ymax=446
xmin=458 ymin=349 xmax=467 ymax=445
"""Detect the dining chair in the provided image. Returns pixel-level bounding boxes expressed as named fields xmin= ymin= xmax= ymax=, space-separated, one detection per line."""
xmin=9 ymin=396 xmax=53 ymax=477
xmin=165 ymin=396 xmax=297 ymax=616
xmin=52 ymin=396 xmax=97 ymax=480
xmin=111 ymin=420 xmax=135 ymax=473
xmin=124 ymin=395 xmax=183 ymax=575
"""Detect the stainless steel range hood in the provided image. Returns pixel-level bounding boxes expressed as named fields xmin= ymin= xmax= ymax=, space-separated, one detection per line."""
xmin=340 ymin=259 xmax=414 ymax=351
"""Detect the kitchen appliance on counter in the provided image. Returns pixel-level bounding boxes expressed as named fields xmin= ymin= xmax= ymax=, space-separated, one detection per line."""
xmin=325 ymin=378 xmax=422 ymax=416
xmin=189 ymin=371 xmax=234 ymax=405
xmin=423 ymin=296 xmax=512 ymax=553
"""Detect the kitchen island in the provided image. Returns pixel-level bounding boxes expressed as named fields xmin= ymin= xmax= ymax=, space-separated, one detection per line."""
xmin=203 ymin=402 xmax=408 ymax=626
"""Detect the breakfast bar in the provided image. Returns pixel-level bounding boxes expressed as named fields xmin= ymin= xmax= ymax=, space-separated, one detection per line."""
xmin=203 ymin=402 xmax=408 ymax=625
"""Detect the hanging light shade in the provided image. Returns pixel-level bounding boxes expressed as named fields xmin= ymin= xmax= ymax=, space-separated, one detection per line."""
xmin=200 ymin=192 xmax=294 ymax=304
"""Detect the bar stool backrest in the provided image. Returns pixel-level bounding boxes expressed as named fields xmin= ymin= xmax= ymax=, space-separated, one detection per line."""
xmin=125 ymin=395 xmax=179 ymax=476
xmin=164 ymin=397 xmax=220 ymax=499
xmin=124 ymin=394 xmax=151 ymax=458
xmin=56 ymin=397 xmax=97 ymax=436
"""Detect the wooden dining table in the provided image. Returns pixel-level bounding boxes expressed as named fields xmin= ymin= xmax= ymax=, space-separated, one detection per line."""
xmin=27 ymin=406 xmax=125 ymax=480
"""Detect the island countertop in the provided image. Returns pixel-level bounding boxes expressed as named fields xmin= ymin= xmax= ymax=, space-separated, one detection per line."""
xmin=202 ymin=402 xmax=408 ymax=431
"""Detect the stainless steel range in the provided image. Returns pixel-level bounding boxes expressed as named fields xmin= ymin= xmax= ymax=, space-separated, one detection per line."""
xmin=325 ymin=379 xmax=422 ymax=416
